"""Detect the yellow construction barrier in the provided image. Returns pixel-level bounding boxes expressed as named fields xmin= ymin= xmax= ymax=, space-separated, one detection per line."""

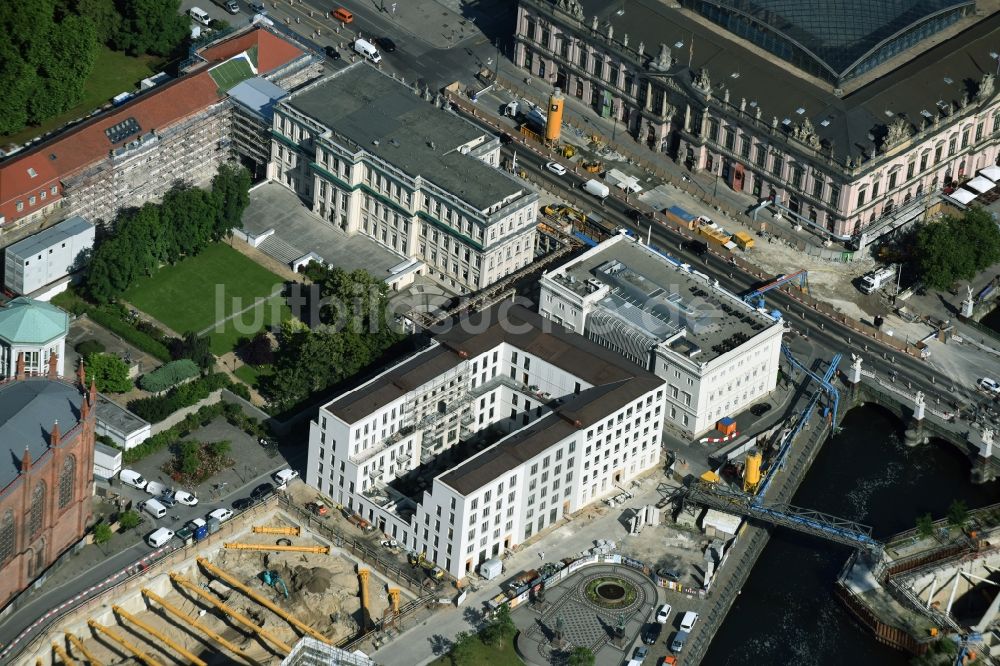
xmin=113 ymin=606 xmax=207 ymax=666
xmin=196 ymin=557 xmax=332 ymax=644
xmin=358 ymin=569 xmax=371 ymax=631
xmin=170 ymin=574 xmax=292 ymax=655
xmin=65 ymin=632 xmax=102 ymax=666
xmin=142 ymin=589 xmax=263 ymax=666
xmin=87 ymin=621 xmax=163 ymax=666
xmin=388 ymin=588 xmax=401 ymax=614
xmin=252 ymin=526 xmax=301 ymax=536
xmin=52 ymin=643 xmax=77 ymax=666
xmin=223 ymin=542 xmax=329 ymax=554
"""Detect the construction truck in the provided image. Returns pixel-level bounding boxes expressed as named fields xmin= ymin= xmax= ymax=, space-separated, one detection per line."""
xmin=306 ymin=501 xmax=328 ymax=517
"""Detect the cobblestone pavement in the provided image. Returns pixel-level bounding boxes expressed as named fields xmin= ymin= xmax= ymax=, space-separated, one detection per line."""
xmin=513 ymin=564 xmax=661 ymax=666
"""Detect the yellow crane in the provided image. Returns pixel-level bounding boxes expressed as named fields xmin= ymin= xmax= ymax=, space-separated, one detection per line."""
xmin=196 ymin=557 xmax=332 ymax=645
xmin=112 ymin=605 xmax=207 ymax=666
xmin=251 ymin=526 xmax=301 ymax=536
xmin=224 ymin=542 xmax=329 ymax=554
xmin=170 ymin=573 xmax=293 ymax=655
xmin=87 ymin=621 xmax=163 ymax=666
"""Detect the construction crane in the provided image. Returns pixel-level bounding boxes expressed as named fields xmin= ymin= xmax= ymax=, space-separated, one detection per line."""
xmin=224 ymin=542 xmax=329 ymax=554
xmin=742 ymin=270 xmax=809 ymax=310
xmin=252 ymin=526 xmax=301 ymax=536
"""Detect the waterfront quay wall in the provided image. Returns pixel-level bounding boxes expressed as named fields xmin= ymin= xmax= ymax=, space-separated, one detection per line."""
xmin=683 ymin=418 xmax=833 ymax=663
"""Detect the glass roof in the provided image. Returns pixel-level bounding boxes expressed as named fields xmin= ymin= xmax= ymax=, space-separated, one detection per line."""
xmin=703 ymin=0 xmax=973 ymax=76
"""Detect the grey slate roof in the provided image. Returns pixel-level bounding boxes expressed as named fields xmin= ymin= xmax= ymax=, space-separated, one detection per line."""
xmin=285 ymin=64 xmax=526 ymax=211
xmin=575 ymin=0 xmax=1000 ymax=163
xmin=228 ymin=76 xmax=287 ymax=120
xmin=0 ymin=379 xmax=84 ymax=491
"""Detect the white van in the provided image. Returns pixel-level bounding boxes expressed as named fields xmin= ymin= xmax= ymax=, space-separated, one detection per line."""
xmin=146 ymin=527 xmax=174 ymax=547
xmin=679 ymin=610 xmax=700 ymax=631
xmin=140 ymin=498 xmax=167 ymax=519
xmin=353 ymin=39 xmax=382 ymax=64
xmin=189 ymin=7 xmax=211 ymax=26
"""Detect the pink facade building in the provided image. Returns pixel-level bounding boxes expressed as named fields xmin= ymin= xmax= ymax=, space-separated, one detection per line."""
xmin=514 ymin=0 xmax=1000 ymax=247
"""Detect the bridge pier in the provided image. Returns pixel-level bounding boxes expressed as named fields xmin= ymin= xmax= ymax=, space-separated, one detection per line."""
xmin=904 ymin=391 xmax=928 ymax=447
xmin=970 ymin=427 xmax=997 ymax=484
xmin=847 ymin=354 xmax=863 ymax=404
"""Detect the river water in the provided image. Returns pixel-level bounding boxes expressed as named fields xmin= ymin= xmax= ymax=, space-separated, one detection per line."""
xmin=703 ymin=405 xmax=1000 ymax=665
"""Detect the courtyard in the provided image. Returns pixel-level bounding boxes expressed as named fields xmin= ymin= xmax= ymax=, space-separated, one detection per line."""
xmin=120 ymin=242 xmax=291 ymax=354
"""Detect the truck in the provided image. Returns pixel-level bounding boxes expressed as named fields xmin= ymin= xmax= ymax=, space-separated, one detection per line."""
xmin=732 ymin=231 xmax=755 ymax=250
xmin=859 ymin=265 xmax=896 ymax=294
xmin=664 ymin=205 xmax=696 ymax=230
xmin=582 ymin=179 xmax=610 ymax=199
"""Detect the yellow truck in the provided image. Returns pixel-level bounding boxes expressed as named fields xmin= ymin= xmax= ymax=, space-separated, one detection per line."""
xmin=733 ymin=231 xmax=755 ymax=250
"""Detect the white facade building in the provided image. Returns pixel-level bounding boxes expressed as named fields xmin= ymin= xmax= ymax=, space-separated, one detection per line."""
xmin=307 ymin=305 xmax=665 ymax=578
xmin=269 ymin=63 xmax=539 ymax=292
xmin=539 ymin=234 xmax=784 ymax=437
xmin=4 ymin=216 xmax=95 ymax=297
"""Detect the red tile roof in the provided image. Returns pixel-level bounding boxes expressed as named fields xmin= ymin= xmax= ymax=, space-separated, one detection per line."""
xmin=199 ymin=28 xmax=305 ymax=74
xmin=0 ymin=71 xmax=222 ymax=225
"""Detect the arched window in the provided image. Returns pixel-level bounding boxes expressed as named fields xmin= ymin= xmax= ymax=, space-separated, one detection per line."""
xmin=0 ymin=511 xmax=14 ymax=564
xmin=28 ymin=482 xmax=45 ymax=540
xmin=58 ymin=456 xmax=75 ymax=509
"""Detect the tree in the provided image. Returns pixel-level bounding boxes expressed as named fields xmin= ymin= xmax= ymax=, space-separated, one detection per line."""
xmin=92 ymin=522 xmax=112 ymax=544
xmin=119 ymin=509 xmax=140 ymax=530
xmin=169 ymin=332 xmax=215 ymax=370
xmin=85 ymin=353 xmax=133 ymax=393
xmin=449 ymin=631 xmax=478 ymax=666
xmin=74 ymin=0 xmax=122 ymax=44
xmin=211 ymin=163 xmax=251 ymax=239
xmin=916 ymin=513 xmax=935 ymax=539
xmin=567 ymin=647 xmax=595 ymax=666
xmin=480 ymin=605 xmax=516 ymax=648
xmin=178 ymin=441 xmax=200 ymax=476
xmin=947 ymin=500 xmax=969 ymax=529
xmin=208 ymin=440 xmax=231 ymax=458
xmin=240 ymin=330 xmax=275 ymax=366
xmin=112 ymin=0 xmax=189 ymax=57
xmin=915 ymin=208 xmax=1000 ymax=289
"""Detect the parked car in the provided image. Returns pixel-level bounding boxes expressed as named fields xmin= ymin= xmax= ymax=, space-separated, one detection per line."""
xmin=545 ymin=161 xmax=567 ymax=176
xmin=249 ymin=2 xmax=265 ymax=11
xmin=324 ymin=45 xmax=341 ymax=60
xmin=273 ymin=469 xmax=299 ymax=486
xmin=682 ymin=239 xmax=709 ymax=257
xmin=157 ymin=493 xmax=177 ymax=508
xmin=251 ymin=482 xmax=275 ymax=501
xmin=232 ymin=497 xmax=255 ymax=511
xmin=173 ymin=490 xmax=198 ymax=506
xmin=145 ymin=481 xmax=169 ymax=497
xmin=679 ymin=611 xmax=699 ymax=632
xmin=307 ymin=501 xmax=329 ymax=516
xmin=655 ymin=603 xmax=672 ymax=624
xmin=146 ymin=527 xmax=174 ymax=548
xmin=375 ymin=36 xmax=397 ymax=52
xmin=119 ymin=469 xmax=147 ymax=490
xmin=633 ymin=646 xmax=649 ymax=661
xmin=657 ymin=567 xmax=681 ymax=582
xmin=642 ymin=622 xmax=663 ymax=645
xmin=978 ymin=377 xmax=1000 ymax=394
xmin=208 ymin=508 xmax=234 ymax=523
xmin=224 ymin=0 xmax=239 ymax=13
xmin=749 ymin=402 xmax=772 ymax=417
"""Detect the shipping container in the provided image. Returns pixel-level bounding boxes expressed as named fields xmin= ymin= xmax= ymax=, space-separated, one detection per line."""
xmin=733 ymin=231 xmax=754 ymax=250
xmin=664 ymin=205 xmax=696 ymax=230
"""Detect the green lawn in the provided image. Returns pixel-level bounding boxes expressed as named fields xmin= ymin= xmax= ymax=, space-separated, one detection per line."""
xmin=0 ymin=47 xmax=160 ymax=146
xmin=122 ymin=243 xmax=289 ymax=353
xmin=430 ymin=636 xmax=523 ymax=666
xmin=233 ymin=363 xmax=271 ymax=388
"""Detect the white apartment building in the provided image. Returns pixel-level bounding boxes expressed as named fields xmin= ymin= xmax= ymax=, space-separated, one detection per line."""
xmin=269 ymin=63 xmax=539 ymax=292
xmin=539 ymin=234 xmax=784 ymax=437
xmin=307 ymin=305 xmax=665 ymax=578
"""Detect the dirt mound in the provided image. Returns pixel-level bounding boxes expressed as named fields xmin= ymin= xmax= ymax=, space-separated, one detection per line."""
xmin=289 ymin=565 xmax=333 ymax=594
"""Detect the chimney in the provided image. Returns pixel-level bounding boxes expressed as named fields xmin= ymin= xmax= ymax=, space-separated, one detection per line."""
xmin=77 ymin=359 xmax=86 ymax=389
xmin=15 ymin=352 xmax=25 ymax=380
xmin=50 ymin=421 xmax=60 ymax=447
xmin=21 ymin=446 xmax=31 ymax=473
xmin=47 ymin=352 xmax=58 ymax=379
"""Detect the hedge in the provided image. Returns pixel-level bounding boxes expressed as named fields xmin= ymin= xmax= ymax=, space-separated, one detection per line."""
xmin=123 ymin=402 xmax=226 ymax=463
xmin=140 ymin=359 xmax=200 ymax=393
xmin=52 ymin=289 xmax=172 ymax=363
xmin=127 ymin=373 xmax=236 ymax=423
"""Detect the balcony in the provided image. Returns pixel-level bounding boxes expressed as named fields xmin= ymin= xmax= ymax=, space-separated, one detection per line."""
xmin=350 ymin=425 xmax=416 ymax=464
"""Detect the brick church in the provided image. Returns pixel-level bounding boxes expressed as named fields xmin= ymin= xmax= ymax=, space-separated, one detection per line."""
xmin=0 ymin=354 xmax=96 ymax=608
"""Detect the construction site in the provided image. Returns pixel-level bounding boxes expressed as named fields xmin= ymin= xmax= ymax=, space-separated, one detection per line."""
xmin=21 ymin=499 xmax=419 ymax=666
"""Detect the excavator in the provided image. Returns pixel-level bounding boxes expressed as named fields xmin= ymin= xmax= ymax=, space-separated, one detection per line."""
xmin=260 ymin=570 xmax=289 ymax=599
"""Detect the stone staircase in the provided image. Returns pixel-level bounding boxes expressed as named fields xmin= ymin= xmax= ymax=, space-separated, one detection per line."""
xmin=256 ymin=235 xmax=303 ymax=266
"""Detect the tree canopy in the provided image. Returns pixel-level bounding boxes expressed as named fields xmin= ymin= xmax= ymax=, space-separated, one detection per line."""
xmin=86 ymin=165 xmax=251 ymax=303
xmin=261 ymin=266 xmax=404 ymax=411
xmin=915 ymin=208 xmax=1000 ymax=290
xmin=85 ymin=352 xmax=133 ymax=393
